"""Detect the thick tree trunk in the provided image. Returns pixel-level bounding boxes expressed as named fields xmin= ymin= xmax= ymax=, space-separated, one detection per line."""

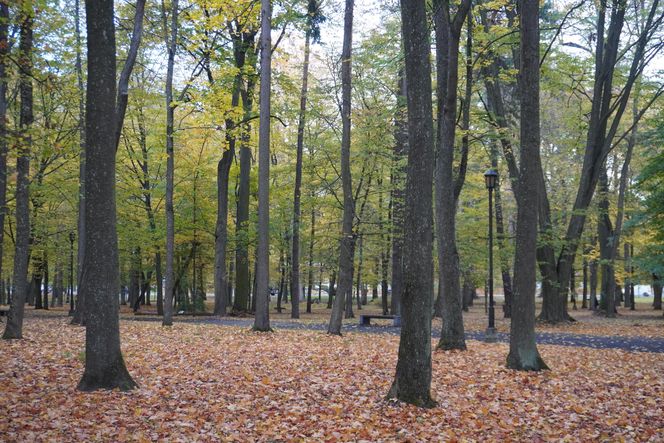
xmin=327 ymin=0 xmax=355 ymax=335
xmin=506 ymin=0 xmax=547 ymax=371
xmin=77 ymin=0 xmax=136 ymax=390
xmin=253 ymin=0 xmax=272 ymax=332
xmin=162 ymin=0 xmax=179 ymax=327
xmin=3 ymin=4 xmax=33 ymax=340
xmin=433 ymin=0 xmax=470 ymax=351
xmin=387 ymin=0 xmax=436 ymax=407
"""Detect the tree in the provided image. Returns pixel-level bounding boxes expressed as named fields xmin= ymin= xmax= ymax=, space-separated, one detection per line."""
xmin=538 ymin=0 xmax=663 ymax=323
xmin=387 ymin=0 xmax=436 ymax=408
xmin=3 ymin=1 xmax=33 ymax=340
xmin=327 ymin=0 xmax=355 ymax=336
xmin=213 ymin=10 xmax=257 ymax=316
xmin=506 ymin=0 xmax=548 ymax=371
xmin=77 ymin=0 xmax=136 ymax=391
xmin=162 ymin=0 xmax=179 ymax=327
xmin=433 ymin=0 xmax=471 ymax=351
xmin=0 ymin=0 xmax=8 ymax=313
xmin=71 ymin=0 xmax=86 ymax=326
xmin=253 ymin=0 xmax=271 ymax=332
xmin=291 ymin=0 xmax=324 ymax=319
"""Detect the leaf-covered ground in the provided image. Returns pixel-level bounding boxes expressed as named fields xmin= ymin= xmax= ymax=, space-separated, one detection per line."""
xmin=1 ymin=315 xmax=663 ymax=442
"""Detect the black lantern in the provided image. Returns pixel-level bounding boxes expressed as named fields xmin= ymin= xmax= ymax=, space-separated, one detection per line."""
xmin=484 ymin=169 xmax=498 ymax=190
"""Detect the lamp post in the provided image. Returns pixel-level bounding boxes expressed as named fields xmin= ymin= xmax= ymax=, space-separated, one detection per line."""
xmin=484 ymin=169 xmax=498 ymax=342
xmin=68 ymin=231 xmax=75 ymax=316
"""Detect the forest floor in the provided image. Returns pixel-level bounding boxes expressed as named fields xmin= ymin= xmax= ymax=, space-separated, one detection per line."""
xmin=1 ymin=306 xmax=663 ymax=441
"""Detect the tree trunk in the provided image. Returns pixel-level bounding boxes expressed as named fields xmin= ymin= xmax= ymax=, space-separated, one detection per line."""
xmin=43 ymin=253 xmax=49 ymax=310
xmin=327 ymin=0 xmax=355 ymax=335
xmin=590 ymin=252 xmax=598 ymax=310
xmin=653 ymin=274 xmax=662 ymax=310
xmin=3 ymin=4 xmax=33 ymax=340
xmin=213 ymin=28 xmax=248 ymax=316
xmin=387 ymin=0 xmax=436 ymax=407
xmin=327 ymin=269 xmax=336 ymax=309
xmin=113 ymin=0 xmax=146 ymax=150
xmin=582 ymin=256 xmax=588 ymax=309
xmin=433 ymin=0 xmax=470 ymax=351
xmin=490 ymin=143 xmax=512 ymax=318
xmin=0 ymin=2 xmax=8 ymax=310
xmin=355 ymin=234 xmax=363 ymax=310
xmin=542 ymin=0 xmax=655 ymax=323
xmin=506 ymin=0 xmax=547 ymax=371
xmin=390 ymin=68 xmax=407 ymax=317
xmin=276 ymin=248 xmax=285 ymax=313
xmin=306 ymin=205 xmax=316 ymax=314
xmin=624 ymin=242 xmax=631 ymax=308
xmin=72 ymin=0 xmax=87 ymax=326
xmin=291 ymin=4 xmax=314 ymax=320
xmin=162 ymin=0 xmax=179 ymax=327
xmin=253 ymin=0 xmax=272 ymax=332
xmin=77 ymin=0 xmax=136 ymax=390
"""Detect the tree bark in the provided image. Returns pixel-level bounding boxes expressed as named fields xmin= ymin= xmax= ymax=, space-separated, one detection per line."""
xmin=653 ymin=274 xmax=662 ymax=310
xmin=3 ymin=3 xmax=33 ymax=340
xmin=327 ymin=0 xmax=355 ymax=335
xmin=161 ymin=0 xmax=179 ymax=327
xmin=291 ymin=1 xmax=315 ymax=320
xmin=77 ymin=0 xmax=136 ymax=391
xmin=433 ymin=0 xmax=470 ymax=351
xmin=387 ymin=0 xmax=436 ymax=407
xmin=506 ymin=0 xmax=547 ymax=371
xmin=253 ymin=0 xmax=272 ymax=332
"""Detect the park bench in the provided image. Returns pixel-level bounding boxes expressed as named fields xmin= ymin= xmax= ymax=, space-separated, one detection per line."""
xmin=0 ymin=306 xmax=8 ymax=316
xmin=359 ymin=314 xmax=401 ymax=327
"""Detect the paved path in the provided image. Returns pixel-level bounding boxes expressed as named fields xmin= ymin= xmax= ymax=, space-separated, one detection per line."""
xmin=127 ymin=316 xmax=664 ymax=354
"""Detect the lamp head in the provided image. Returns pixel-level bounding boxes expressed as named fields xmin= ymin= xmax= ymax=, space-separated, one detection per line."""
xmin=484 ymin=169 xmax=498 ymax=190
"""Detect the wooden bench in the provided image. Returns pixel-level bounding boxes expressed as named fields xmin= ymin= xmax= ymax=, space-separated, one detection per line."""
xmin=359 ymin=314 xmax=401 ymax=327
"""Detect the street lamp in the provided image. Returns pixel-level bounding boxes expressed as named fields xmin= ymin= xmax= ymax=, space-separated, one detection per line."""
xmin=484 ymin=169 xmax=498 ymax=342
xmin=68 ymin=231 xmax=75 ymax=316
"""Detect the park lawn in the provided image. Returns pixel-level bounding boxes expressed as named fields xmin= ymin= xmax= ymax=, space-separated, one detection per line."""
xmin=1 ymin=315 xmax=663 ymax=442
